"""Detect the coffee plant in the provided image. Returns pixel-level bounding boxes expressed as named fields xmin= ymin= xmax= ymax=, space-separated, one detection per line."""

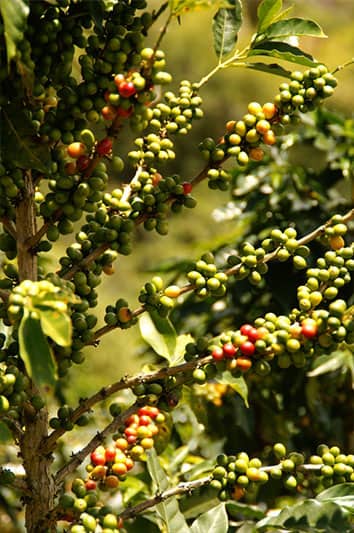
xmin=0 ymin=0 xmax=353 ymax=531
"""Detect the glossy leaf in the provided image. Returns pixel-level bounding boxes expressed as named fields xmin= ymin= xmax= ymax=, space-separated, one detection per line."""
xmin=226 ymin=501 xmax=265 ymax=520
xmin=38 ymin=308 xmax=72 ymax=347
xmin=261 ymin=17 xmax=326 ymax=41
xmin=212 ymin=0 xmax=243 ymax=58
xmin=248 ymin=41 xmax=317 ymax=67
xmin=146 ymin=449 xmax=190 ymax=533
xmin=1 ymin=104 xmax=51 ymax=173
xmin=256 ymin=498 xmax=352 ymax=530
xmin=257 ymin=0 xmax=282 ymax=33
xmin=244 ymin=61 xmax=291 ymax=78
xmin=217 ymin=370 xmax=249 ymax=407
xmin=317 ymin=483 xmax=354 ymax=513
xmin=18 ymin=310 xmax=56 ymax=387
xmin=0 ymin=0 xmax=29 ymax=64
xmin=190 ymin=502 xmax=228 ymax=533
xmin=307 ymin=350 xmax=352 ymax=378
xmin=139 ymin=311 xmax=177 ymax=362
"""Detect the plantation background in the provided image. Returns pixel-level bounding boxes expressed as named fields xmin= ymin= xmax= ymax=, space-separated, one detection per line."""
xmin=59 ymin=0 xmax=354 ymax=402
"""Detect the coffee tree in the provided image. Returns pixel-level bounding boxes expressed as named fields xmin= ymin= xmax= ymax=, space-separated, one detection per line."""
xmin=0 ymin=0 xmax=353 ymax=531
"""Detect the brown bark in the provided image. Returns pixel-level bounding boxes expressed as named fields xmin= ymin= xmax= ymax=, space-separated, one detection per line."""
xmin=16 ymin=171 xmax=56 ymax=532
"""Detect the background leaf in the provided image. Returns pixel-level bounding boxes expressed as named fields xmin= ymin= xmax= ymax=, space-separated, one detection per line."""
xmin=139 ymin=310 xmax=177 ymax=362
xmin=260 ymin=17 xmax=326 ymax=41
xmin=190 ymin=502 xmax=228 ymax=533
xmin=257 ymin=0 xmax=282 ymax=33
xmin=18 ymin=310 xmax=56 ymax=387
xmin=217 ymin=370 xmax=249 ymax=407
xmin=307 ymin=349 xmax=353 ymax=384
xmin=1 ymin=104 xmax=51 ymax=173
xmin=0 ymin=0 xmax=29 ymax=64
xmin=146 ymin=449 xmax=190 ymax=533
xmin=248 ymin=41 xmax=317 ymax=67
xmin=38 ymin=308 xmax=72 ymax=347
xmin=212 ymin=0 xmax=243 ymax=58
xmin=317 ymin=482 xmax=354 ymax=513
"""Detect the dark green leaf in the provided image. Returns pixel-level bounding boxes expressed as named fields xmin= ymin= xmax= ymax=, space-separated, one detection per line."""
xmin=217 ymin=371 xmax=249 ymax=407
xmin=190 ymin=502 xmax=228 ymax=533
xmin=212 ymin=0 xmax=243 ymax=58
xmin=257 ymin=0 xmax=282 ymax=33
xmin=1 ymin=104 xmax=51 ymax=173
xmin=18 ymin=310 xmax=56 ymax=387
xmin=248 ymin=41 xmax=317 ymax=67
xmin=226 ymin=501 xmax=265 ymax=520
xmin=260 ymin=17 xmax=326 ymax=41
xmin=38 ymin=308 xmax=72 ymax=347
xmin=0 ymin=0 xmax=29 ymax=64
xmin=146 ymin=449 xmax=190 ymax=533
xmin=0 ymin=421 xmax=12 ymax=443
xmin=244 ymin=61 xmax=291 ymax=78
xmin=139 ymin=310 xmax=177 ymax=362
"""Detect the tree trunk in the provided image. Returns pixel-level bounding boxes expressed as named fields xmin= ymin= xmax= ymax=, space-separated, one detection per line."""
xmin=16 ymin=172 xmax=56 ymax=532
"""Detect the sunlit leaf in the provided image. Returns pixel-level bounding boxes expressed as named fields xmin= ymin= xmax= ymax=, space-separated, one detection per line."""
xmin=146 ymin=449 xmax=190 ymax=533
xmin=38 ymin=308 xmax=72 ymax=347
xmin=260 ymin=17 xmax=326 ymax=41
xmin=190 ymin=502 xmax=228 ymax=533
xmin=139 ymin=310 xmax=177 ymax=362
xmin=248 ymin=41 xmax=317 ymax=67
xmin=217 ymin=370 xmax=248 ymax=406
xmin=307 ymin=350 xmax=352 ymax=379
xmin=317 ymin=483 xmax=354 ymax=513
xmin=18 ymin=310 xmax=56 ymax=387
xmin=0 ymin=0 xmax=29 ymax=64
xmin=212 ymin=0 xmax=242 ymax=58
xmin=257 ymin=0 xmax=282 ymax=33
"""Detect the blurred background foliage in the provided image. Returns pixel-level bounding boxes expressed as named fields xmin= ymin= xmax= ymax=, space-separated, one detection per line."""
xmin=63 ymin=0 xmax=354 ymax=403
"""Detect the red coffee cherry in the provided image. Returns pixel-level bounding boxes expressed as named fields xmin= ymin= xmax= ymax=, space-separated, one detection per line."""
xmin=96 ymin=137 xmax=113 ymax=156
xmin=223 ymin=342 xmax=237 ymax=358
xmin=119 ymin=81 xmax=137 ymax=98
xmin=212 ymin=346 xmax=224 ymax=361
xmin=301 ymin=319 xmax=318 ymax=339
xmin=182 ymin=182 xmax=193 ymax=194
xmin=239 ymin=341 xmax=255 ymax=356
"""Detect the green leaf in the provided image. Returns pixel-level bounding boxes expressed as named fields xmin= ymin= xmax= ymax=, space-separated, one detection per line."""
xmin=38 ymin=308 xmax=72 ymax=347
xmin=256 ymin=498 xmax=352 ymax=530
xmin=317 ymin=483 xmax=354 ymax=513
xmin=0 ymin=0 xmax=29 ymax=64
xmin=212 ymin=0 xmax=243 ymax=58
xmin=146 ymin=449 xmax=190 ymax=533
xmin=0 ymin=421 xmax=12 ymax=443
xmin=226 ymin=501 xmax=265 ymax=520
xmin=217 ymin=370 xmax=248 ymax=407
xmin=172 ymin=333 xmax=194 ymax=365
xmin=139 ymin=310 xmax=177 ymax=362
xmin=260 ymin=17 xmax=326 ymax=41
xmin=120 ymin=476 xmax=149 ymax=505
xmin=244 ymin=61 xmax=291 ymax=78
xmin=307 ymin=350 xmax=352 ymax=378
xmin=1 ymin=104 xmax=51 ymax=173
xmin=190 ymin=502 xmax=228 ymax=533
xmin=18 ymin=310 xmax=56 ymax=387
xmin=257 ymin=0 xmax=282 ymax=33
xmin=248 ymin=41 xmax=317 ymax=67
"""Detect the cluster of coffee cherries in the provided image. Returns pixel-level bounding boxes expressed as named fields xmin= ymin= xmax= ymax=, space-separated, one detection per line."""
xmin=0 ymin=334 xmax=31 ymax=416
xmin=210 ymin=442 xmax=354 ymax=503
xmin=59 ymin=405 xmax=164 ymax=531
xmin=186 ymin=253 xmax=228 ymax=299
xmin=104 ymin=298 xmax=136 ymax=330
xmin=138 ymin=276 xmax=176 ymax=317
xmin=202 ymin=66 xmax=337 ymax=190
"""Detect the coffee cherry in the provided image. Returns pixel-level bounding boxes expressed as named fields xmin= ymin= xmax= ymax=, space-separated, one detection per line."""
xmin=119 ymin=81 xmax=137 ymax=98
xmin=96 ymin=138 xmax=113 ymax=156
xmin=67 ymin=142 xmax=86 ymax=158
xmin=239 ymin=341 xmax=255 ymax=356
xmin=223 ymin=342 xmax=236 ymax=358
xmin=301 ymin=319 xmax=318 ymax=339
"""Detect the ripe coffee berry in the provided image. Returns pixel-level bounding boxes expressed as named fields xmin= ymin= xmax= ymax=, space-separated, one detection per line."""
xmin=67 ymin=142 xmax=86 ymax=159
xmin=239 ymin=341 xmax=255 ymax=356
xmin=96 ymin=138 xmax=113 ymax=156
xmin=119 ymin=81 xmax=137 ymax=98
xmin=223 ymin=342 xmax=236 ymax=358
xmin=212 ymin=346 xmax=224 ymax=361
xmin=301 ymin=319 xmax=318 ymax=339
xmin=182 ymin=182 xmax=193 ymax=194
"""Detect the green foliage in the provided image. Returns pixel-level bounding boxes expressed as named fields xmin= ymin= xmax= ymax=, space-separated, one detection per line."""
xmin=0 ymin=0 xmax=29 ymax=64
xmin=212 ymin=0 xmax=243 ymax=58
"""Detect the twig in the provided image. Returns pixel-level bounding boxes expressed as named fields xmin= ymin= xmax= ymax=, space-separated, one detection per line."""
xmin=0 ymin=469 xmax=29 ymax=495
xmin=61 ymin=243 xmax=110 ymax=280
xmin=0 ymin=217 xmax=17 ymax=240
xmin=40 ymin=355 xmax=211 ymax=455
xmin=120 ymin=474 xmax=213 ymax=519
xmin=54 ymin=403 xmax=139 ymax=485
